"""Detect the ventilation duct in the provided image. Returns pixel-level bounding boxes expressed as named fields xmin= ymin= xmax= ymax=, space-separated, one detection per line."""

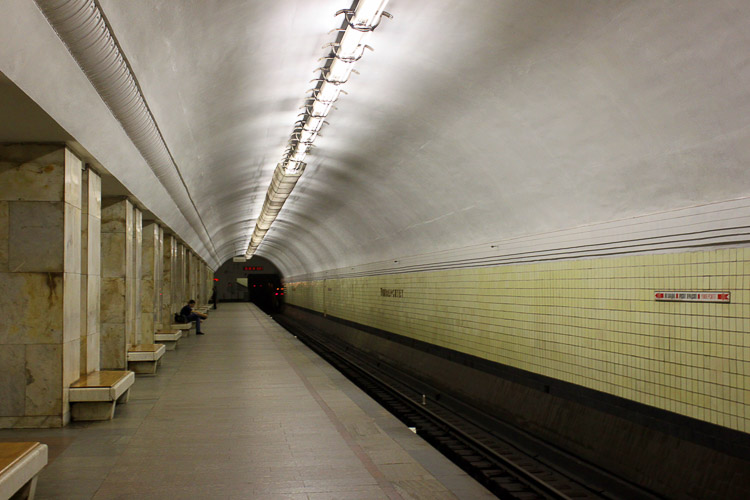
xmin=34 ymin=0 xmax=219 ymax=266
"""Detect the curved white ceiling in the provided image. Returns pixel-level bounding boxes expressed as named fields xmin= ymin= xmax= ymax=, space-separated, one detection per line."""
xmin=3 ymin=1 xmax=750 ymax=276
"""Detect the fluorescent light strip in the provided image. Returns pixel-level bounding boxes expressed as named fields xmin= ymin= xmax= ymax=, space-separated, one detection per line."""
xmin=245 ymin=0 xmax=390 ymax=258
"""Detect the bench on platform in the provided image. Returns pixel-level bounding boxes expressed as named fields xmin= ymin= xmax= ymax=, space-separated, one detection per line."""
xmin=155 ymin=329 xmax=182 ymax=350
xmin=171 ymin=322 xmax=193 ymax=336
xmin=0 ymin=442 xmax=48 ymax=500
xmin=69 ymin=371 xmax=135 ymax=421
xmin=127 ymin=344 xmax=166 ymax=374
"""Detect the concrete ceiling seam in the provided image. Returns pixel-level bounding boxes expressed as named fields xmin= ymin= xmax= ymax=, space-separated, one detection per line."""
xmin=245 ymin=0 xmax=392 ymax=258
xmin=33 ymin=0 xmax=220 ymax=268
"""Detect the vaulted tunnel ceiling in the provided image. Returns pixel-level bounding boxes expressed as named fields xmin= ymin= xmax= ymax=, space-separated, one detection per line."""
xmin=2 ymin=0 xmax=749 ymax=276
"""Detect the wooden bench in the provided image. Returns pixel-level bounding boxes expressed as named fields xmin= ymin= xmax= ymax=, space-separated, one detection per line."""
xmin=0 ymin=442 xmax=48 ymax=500
xmin=69 ymin=371 xmax=135 ymax=421
xmin=127 ymin=344 xmax=166 ymax=374
xmin=154 ymin=329 xmax=182 ymax=350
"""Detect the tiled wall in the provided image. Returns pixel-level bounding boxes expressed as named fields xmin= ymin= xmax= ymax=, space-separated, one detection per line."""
xmin=287 ymin=248 xmax=750 ymax=433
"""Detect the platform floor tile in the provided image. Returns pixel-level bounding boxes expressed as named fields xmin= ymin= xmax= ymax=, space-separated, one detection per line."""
xmin=1 ymin=303 xmax=493 ymax=499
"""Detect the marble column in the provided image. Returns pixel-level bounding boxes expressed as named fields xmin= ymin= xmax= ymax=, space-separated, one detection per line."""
xmin=198 ymin=260 xmax=206 ymax=305
xmin=161 ymin=234 xmax=177 ymax=329
xmin=100 ymin=198 xmax=134 ymax=369
xmin=174 ymin=243 xmax=186 ymax=307
xmin=0 ymin=145 xmax=82 ymax=428
xmin=79 ymin=169 xmax=101 ymax=375
xmin=141 ymin=222 xmax=162 ymax=343
xmin=156 ymin=226 xmax=164 ymax=328
xmin=189 ymin=252 xmax=198 ymax=302
xmin=132 ymin=208 xmax=142 ymax=344
xmin=184 ymin=250 xmax=191 ymax=302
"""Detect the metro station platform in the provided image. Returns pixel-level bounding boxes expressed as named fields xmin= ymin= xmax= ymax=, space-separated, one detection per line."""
xmin=0 ymin=303 xmax=492 ymax=499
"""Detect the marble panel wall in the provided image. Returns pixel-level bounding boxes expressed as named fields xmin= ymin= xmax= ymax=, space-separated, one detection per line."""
xmin=100 ymin=198 xmax=134 ymax=369
xmin=79 ymin=169 xmax=101 ymax=375
xmin=181 ymin=245 xmax=187 ymax=305
xmin=140 ymin=222 xmax=161 ymax=343
xmin=195 ymin=256 xmax=201 ymax=303
xmin=161 ymin=234 xmax=176 ymax=329
xmin=208 ymin=267 xmax=215 ymax=304
xmin=172 ymin=241 xmax=181 ymax=309
xmin=189 ymin=252 xmax=197 ymax=302
xmin=184 ymin=250 xmax=191 ymax=302
xmin=198 ymin=260 xmax=206 ymax=305
xmin=131 ymin=208 xmax=142 ymax=344
xmin=0 ymin=145 xmax=82 ymax=428
xmin=155 ymin=226 xmax=163 ymax=330
xmin=187 ymin=252 xmax=193 ymax=301
xmin=174 ymin=243 xmax=186 ymax=308
xmin=80 ymin=172 xmax=88 ymax=367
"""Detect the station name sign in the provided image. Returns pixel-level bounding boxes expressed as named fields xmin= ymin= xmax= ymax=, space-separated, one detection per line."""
xmin=654 ymin=291 xmax=730 ymax=303
xmin=243 ymin=266 xmax=264 ymax=271
xmin=381 ymin=288 xmax=404 ymax=298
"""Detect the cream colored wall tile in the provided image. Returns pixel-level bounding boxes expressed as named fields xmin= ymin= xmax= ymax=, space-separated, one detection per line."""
xmin=289 ymin=246 xmax=750 ymax=432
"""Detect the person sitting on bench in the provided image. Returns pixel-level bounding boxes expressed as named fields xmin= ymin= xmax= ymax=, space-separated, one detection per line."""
xmin=180 ymin=299 xmax=208 ymax=335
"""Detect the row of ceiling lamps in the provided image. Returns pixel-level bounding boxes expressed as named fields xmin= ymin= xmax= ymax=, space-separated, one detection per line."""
xmin=245 ymin=0 xmax=391 ymax=258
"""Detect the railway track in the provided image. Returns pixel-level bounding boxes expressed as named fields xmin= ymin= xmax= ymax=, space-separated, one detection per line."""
xmin=274 ymin=314 xmax=623 ymax=500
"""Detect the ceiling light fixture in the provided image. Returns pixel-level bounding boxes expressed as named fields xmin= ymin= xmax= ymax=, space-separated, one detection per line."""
xmin=245 ymin=0 xmax=391 ymax=258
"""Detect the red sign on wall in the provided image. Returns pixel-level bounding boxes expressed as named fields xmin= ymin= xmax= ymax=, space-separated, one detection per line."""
xmin=243 ymin=266 xmax=264 ymax=271
xmin=654 ymin=291 xmax=730 ymax=303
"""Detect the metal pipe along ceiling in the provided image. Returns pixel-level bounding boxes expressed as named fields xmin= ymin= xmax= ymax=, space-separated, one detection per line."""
xmin=34 ymin=0 xmax=220 ymax=267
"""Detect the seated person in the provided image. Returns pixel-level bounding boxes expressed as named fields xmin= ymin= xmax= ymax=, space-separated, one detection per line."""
xmin=180 ymin=299 xmax=207 ymax=335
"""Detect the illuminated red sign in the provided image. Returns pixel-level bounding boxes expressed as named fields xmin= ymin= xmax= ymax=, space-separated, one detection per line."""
xmin=243 ymin=266 xmax=264 ymax=271
xmin=655 ymin=291 xmax=730 ymax=303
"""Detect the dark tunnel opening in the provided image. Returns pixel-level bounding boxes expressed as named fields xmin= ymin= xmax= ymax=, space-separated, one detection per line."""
xmin=213 ymin=255 xmax=284 ymax=313
xmin=247 ymin=273 xmax=284 ymax=314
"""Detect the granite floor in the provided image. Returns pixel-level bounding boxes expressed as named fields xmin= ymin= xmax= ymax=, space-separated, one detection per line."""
xmin=1 ymin=303 xmax=494 ymax=499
